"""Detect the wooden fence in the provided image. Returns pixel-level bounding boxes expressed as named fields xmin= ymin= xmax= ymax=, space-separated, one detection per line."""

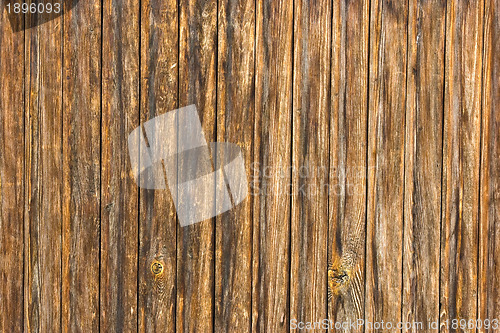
xmin=1 ymin=0 xmax=499 ymax=331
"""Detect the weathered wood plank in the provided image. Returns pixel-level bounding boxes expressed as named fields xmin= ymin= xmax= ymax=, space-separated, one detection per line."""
xmin=403 ymin=0 xmax=446 ymax=330
xmin=365 ymin=0 xmax=407 ymax=328
xmin=177 ymin=0 xmax=217 ymax=331
xmin=24 ymin=3 xmax=63 ymax=331
xmin=479 ymin=0 xmax=500 ymax=327
xmin=252 ymin=0 xmax=293 ymax=331
xmin=61 ymin=0 xmax=102 ymax=330
xmin=138 ymin=0 xmax=178 ymax=331
xmin=101 ymin=0 xmax=140 ymax=331
xmin=440 ymin=0 xmax=483 ymax=330
xmin=0 ymin=5 xmax=24 ymax=333
xmin=328 ymin=0 xmax=369 ymax=329
xmin=215 ymin=0 xmax=254 ymax=331
xmin=290 ymin=0 xmax=331 ymax=329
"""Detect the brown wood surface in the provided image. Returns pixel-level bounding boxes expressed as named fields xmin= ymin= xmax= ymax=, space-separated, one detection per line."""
xmin=101 ymin=0 xmax=139 ymax=331
xmin=365 ymin=0 xmax=407 ymax=330
xmin=24 ymin=2 xmax=62 ymax=331
xmin=440 ymin=0 xmax=483 ymax=331
xmin=1 ymin=0 xmax=500 ymax=332
xmin=0 ymin=3 xmax=24 ymax=332
xmin=480 ymin=0 xmax=500 ymax=330
xmin=403 ymin=0 xmax=446 ymax=331
xmin=291 ymin=0 xmax=330 ymax=330
xmin=138 ymin=0 xmax=178 ymax=332
xmin=328 ymin=0 xmax=369 ymax=330
xmin=215 ymin=0 xmax=254 ymax=331
xmin=253 ymin=0 xmax=293 ymax=332
xmin=61 ymin=0 xmax=101 ymax=331
xmin=177 ymin=0 xmax=217 ymax=332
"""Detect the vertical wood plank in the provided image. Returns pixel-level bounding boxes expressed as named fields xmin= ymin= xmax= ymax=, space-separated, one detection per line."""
xmin=24 ymin=4 xmax=63 ymax=332
xmin=403 ymin=0 xmax=446 ymax=330
xmin=365 ymin=0 xmax=407 ymax=328
xmin=215 ymin=0 xmax=254 ymax=331
xmin=328 ymin=0 xmax=369 ymax=329
xmin=252 ymin=0 xmax=293 ymax=331
xmin=479 ymin=0 xmax=500 ymax=327
xmin=440 ymin=0 xmax=483 ymax=330
xmin=290 ymin=0 xmax=331 ymax=329
xmin=101 ymin=0 xmax=139 ymax=331
xmin=177 ymin=0 xmax=217 ymax=331
xmin=61 ymin=0 xmax=102 ymax=330
xmin=138 ymin=0 xmax=178 ymax=331
xmin=0 ymin=5 xmax=24 ymax=333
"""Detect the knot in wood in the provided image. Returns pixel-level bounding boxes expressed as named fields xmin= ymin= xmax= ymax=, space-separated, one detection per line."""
xmin=151 ymin=261 xmax=164 ymax=275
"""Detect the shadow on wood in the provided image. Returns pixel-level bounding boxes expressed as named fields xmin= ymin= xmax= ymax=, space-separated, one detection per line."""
xmin=2 ymin=0 xmax=79 ymax=32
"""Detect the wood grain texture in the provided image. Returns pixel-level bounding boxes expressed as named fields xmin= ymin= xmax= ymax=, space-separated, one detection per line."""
xmin=138 ymin=0 xmax=178 ymax=331
xmin=62 ymin=0 xmax=101 ymax=330
xmin=440 ymin=0 xmax=483 ymax=330
xmin=290 ymin=0 xmax=330 ymax=330
xmin=479 ymin=0 xmax=500 ymax=328
xmin=215 ymin=0 xmax=254 ymax=331
xmin=24 ymin=3 xmax=63 ymax=332
xmin=403 ymin=0 xmax=446 ymax=330
xmin=252 ymin=0 xmax=293 ymax=331
xmin=3 ymin=0 xmax=500 ymax=331
xmin=101 ymin=0 xmax=139 ymax=331
xmin=177 ymin=0 xmax=217 ymax=331
xmin=365 ymin=0 xmax=407 ymax=330
xmin=328 ymin=0 xmax=369 ymax=330
xmin=0 ymin=4 xmax=24 ymax=333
